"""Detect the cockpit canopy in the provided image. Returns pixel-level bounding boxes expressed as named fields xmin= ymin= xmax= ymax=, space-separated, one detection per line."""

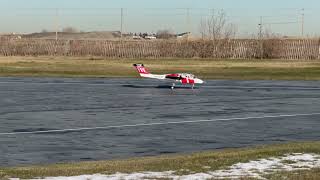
xmin=179 ymin=73 xmax=195 ymax=79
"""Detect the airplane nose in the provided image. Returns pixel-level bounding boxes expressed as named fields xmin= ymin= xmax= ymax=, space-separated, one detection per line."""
xmin=195 ymin=78 xmax=204 ymax=84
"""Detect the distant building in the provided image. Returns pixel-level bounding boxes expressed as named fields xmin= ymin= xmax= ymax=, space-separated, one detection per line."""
xmin=0 ymin=33 xmax=22 ymax=40
xmin=132 ymin=33 xmax=157 ymax=40
xmin=132 ymin=35 xmax=142 ymax=40
xmin=144 ymin=35 xmax=157 ymax=40
xmin=176 ymin=32 xmax=191 ymax=39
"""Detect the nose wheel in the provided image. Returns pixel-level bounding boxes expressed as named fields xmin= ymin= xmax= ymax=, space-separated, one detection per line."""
xmin=171 ymin=83 xmax=175 ymax=90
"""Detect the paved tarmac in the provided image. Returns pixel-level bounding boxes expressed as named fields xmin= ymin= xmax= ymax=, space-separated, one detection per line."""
xmin=0 ymin=77 xmax=320 ymax=166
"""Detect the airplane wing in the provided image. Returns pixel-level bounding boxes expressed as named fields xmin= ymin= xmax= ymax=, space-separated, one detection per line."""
xmin=140 ymin=73 xmax=166 ymax=80
xmin=165 ymin=74 xmax=182 ymax=80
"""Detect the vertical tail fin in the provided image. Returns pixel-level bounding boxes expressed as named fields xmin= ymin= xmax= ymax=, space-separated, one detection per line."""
xmin=133 ymin=64 xmax=150 ymax=75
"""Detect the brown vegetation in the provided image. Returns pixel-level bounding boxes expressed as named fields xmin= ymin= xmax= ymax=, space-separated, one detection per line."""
xmin=0 ymin=57 xmax=320 ymax=80
xmin=0 ymin=38 xmax=320 ymax=59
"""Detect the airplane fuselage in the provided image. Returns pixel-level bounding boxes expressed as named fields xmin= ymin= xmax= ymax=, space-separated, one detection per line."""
xmin=165 ymin=73 xmax=204 ymax=84
xmin=133 ymin=64 xmax=204 ymax=89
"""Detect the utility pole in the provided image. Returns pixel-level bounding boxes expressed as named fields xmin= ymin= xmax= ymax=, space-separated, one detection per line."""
xmin=54 ymin=8 xmax=59 ymax=54
xmin=259 ymin=16 xmax=263 ymax=40
xmin=120 ymin=8 xmax=123 ymax=41
xmin=186 ymin=8 xmax=190 ymax=40
xmin=55 ymin=8 xmax=59 ymax=41
xmin=211 ymin=8 xmax=215 ymax=40
xmin=259 ymin=16 xmax=263 ymax=59
xmin=301 ymin=8 xmax=305 ymax=37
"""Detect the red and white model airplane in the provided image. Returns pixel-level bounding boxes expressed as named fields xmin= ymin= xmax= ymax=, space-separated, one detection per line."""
xmin=133 ymin=64 xmax=204 ymax=89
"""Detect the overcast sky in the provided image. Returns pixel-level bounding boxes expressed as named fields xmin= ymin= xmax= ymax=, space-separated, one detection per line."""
xmin=1 ymin=0 xmax=319 ymax=37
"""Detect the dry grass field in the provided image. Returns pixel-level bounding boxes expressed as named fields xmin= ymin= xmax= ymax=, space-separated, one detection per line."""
xmin=1 ymin=56 xmax=320 ymax=80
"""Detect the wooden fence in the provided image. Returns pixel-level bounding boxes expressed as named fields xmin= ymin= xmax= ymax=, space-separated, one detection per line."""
xmin=0 ymin=38 xmax=320 ymax=59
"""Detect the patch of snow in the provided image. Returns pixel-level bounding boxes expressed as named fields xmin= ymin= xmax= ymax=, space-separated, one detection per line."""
xmin=11 ymin=153 xmax=320 ymax=180
xmin=208 ymin=153 xmax=320 ymax=179
xmin=26 ymin=172 xmax=176 ymax=180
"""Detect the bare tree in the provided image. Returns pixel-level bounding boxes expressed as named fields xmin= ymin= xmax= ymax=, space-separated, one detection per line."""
xmin=62 ymin=27 xmax=78 ymax=33
xmin=41 ymin=29 xmax=49 ymax=33
xmin=198 ymin=10 xmax=237 ymax=58
xmin=199 ymin=10 xmax=237 ymax=40
xmin=263 ymin=28 xmax=282 ymax=39
xmin=249 ymin=27 xmax=283 ymax=59
xmin=261 ymin=28 xmax=282 ymax=59
xmin=156 ymin=29 xmax=175 ymax=39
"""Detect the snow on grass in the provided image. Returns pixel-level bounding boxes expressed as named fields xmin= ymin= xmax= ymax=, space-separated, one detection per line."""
xmin=208 ymin=153 xmax=320 ymax=179
xmin=12 ymin=153 xmax=320 ymax=180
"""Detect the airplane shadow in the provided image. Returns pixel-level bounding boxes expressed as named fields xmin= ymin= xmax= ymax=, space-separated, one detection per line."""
xmin=122 ymin=84 xmax=199 ymax=89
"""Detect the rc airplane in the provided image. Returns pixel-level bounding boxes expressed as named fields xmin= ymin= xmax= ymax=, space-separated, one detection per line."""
xmin=133 ymin=64 xmax=204 ymax=89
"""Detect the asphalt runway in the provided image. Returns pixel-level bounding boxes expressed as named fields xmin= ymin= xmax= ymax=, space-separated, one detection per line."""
xmin=0 ymin=77 xmax=320 ymax=167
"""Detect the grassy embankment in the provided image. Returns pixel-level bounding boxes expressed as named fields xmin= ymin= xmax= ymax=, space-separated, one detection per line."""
xmin=0 ymin=141 xmax=320 ymax=179
xmin=0 ymin=56 xmax=320 ymax=80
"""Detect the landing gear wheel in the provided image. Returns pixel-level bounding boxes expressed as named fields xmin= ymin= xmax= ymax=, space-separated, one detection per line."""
xmin=171 ymin=83 xmax=175 ymax=90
